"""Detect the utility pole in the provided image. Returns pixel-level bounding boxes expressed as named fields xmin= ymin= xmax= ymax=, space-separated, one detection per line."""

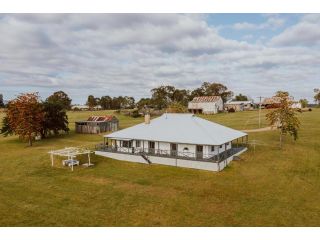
xmin=257 ymin=96 xmax=262 ymax=128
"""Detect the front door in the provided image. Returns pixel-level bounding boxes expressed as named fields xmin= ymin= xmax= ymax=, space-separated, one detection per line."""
xmin=196 ymin=145 xmax=203 ymax=159
xmin=170 ymin=143 xmax=177 ymax=156
xmin=148 ymin=141 xmax=155 ymax=154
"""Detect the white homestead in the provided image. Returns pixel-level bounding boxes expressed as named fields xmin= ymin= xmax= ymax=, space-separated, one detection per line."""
xmin=95 ymin=113 xmax=248 ymax=172
xmin=188 ymin=96 xmax=223 ymax=114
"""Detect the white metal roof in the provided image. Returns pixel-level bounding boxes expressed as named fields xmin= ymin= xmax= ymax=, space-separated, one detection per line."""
xmin=105 ymin=113 xmax=247 ymax=146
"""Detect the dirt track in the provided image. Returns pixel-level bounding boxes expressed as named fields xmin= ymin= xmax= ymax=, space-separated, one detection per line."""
xmin=242 ymin=126 xmax=275 ymax=133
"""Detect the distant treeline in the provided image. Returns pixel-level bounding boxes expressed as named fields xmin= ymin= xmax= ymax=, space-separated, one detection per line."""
xmin=87 ymin=82 xmax=235 ymax=110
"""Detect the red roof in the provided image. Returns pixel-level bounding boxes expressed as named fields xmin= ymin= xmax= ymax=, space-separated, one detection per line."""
xmin=191 ymin=96 xmax=222 ymax=103
xmin=87 ymin=116 xmax=116 ymax=122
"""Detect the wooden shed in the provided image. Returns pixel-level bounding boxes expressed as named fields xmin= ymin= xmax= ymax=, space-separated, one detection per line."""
xmin=75 ymin=116 xmax=119 ymax=134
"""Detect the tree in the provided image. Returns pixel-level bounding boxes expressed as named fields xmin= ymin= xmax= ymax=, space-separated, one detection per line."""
xmin=171 ymin=89 xmax=190 ymax=106
xmin=191 ymin=82 xmax=233 ymax=102
xmin=87 ymin=95 xmax=97 ymax=109
xmin=151 ymin=86 xmax=173 ymax=109
xmin=0 ymin=94 xmax=4 ymax=108
xmin=299 ymin=99 xmax=308 ymax=108
xmin=136 ymin=98 xmax=153 ymax=110
xmin=41 ymin=101 xmax=69 ymax=138
xmin=46 ymin=91 xmax=72 ymax=110
xmin=0 ymin=116 xmax=13 ymax=137
xmin=266 ymin=93 xmax=301 ymax=148
xmin=275 ymin=91 xmax=289 ymax=97
xmin=314 ymin=88 xmax=320 ymax=105
xmin=166 ymin=102 xmax=188 ymax=113
xmin=151 ymin=85 xmax=190 ymax=109
xmin=100 ymin=96 xmax=113 ymax=109
xmin=7 ymin=93 xmax=44 ymax=146
xmin=234 ymin=94 xmax=248 ymax=101
xmin=122 ymin=96 xmax=135 ymax=109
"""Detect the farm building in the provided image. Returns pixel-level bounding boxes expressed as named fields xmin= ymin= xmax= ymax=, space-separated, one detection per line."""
xmin=224 ymin=100 xmax=254 ymax=112
xmin=95 ymin=113 xmax=248 ymax=172
xmin=71 ymin=105 xmax=89 ymax=111
xmin=188 ymin=96 xmax=223 ymax=114
xmin=262 ymin=97 xmax=302 ymax=109
xmin=71 ymin=105 xmax=102 ymax=111
xmin=75 ymin=116 xmax=119 ymax=134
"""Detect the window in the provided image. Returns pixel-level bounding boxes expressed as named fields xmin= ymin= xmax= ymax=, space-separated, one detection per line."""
xmin=183 ymin=147 xmax=189 ymax=151
xmin=122 ymin=141 xmax=132 ymax=148
xmin=148 ymin=141 xmax=155 ymax=149
xmin=122 ymin=141 xmax=129 ymax=148
xmin=196 ymin=145 xmax=203 ymax=152
xmin=136 ymin=140 xmax=141 ymax=147
xmin=220 ymin=145 xmax=223 ymax=149
xmin=211 ymin=146 xmax=215 ymax=152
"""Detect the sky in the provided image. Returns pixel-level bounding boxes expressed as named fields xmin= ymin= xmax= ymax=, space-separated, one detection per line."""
xmin=0 ymin=13 xmax=319 ymax=104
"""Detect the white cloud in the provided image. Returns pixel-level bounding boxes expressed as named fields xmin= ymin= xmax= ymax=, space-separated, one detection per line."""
xmin=0 ymin=13 xmax=318 ymax=103
xmin=270 ymin=14 xmax=320 ymax=46
xmin=232 ymin=15 xmax=285 ymax=31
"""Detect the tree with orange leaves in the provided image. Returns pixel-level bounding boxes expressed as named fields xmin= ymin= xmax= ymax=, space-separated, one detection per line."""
xmin=7 ymin=93 xmax=44 ymax=146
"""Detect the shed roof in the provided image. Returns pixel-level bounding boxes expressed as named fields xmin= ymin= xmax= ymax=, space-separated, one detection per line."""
xmin=190 ymin=96 xmax=221 ymax=103
xmin=105 ymin=113 xmax=247 ymax=145
xmin=76 ymin=115 xmax=118 ymax=123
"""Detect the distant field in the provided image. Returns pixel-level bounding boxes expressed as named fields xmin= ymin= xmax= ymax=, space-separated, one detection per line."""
xmin=0 ymin=109 xmax=320 ymax=226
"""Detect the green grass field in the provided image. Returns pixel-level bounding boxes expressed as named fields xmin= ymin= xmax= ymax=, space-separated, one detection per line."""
xmin=0 ymin=109 xmax=319 ymax=226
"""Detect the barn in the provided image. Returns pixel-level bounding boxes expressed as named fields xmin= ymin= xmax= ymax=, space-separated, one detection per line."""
xmin=75 ymin=116 xmax=119 ymax=134
xmin=188 ymin=96 xmax=223 ymax=114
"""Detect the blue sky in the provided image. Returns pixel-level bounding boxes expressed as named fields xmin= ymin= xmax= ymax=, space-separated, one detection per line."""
xmin=0 ymin=13 xmax=319 ymax=104
xmin=207 ymin=14 xmax=302 ymax=43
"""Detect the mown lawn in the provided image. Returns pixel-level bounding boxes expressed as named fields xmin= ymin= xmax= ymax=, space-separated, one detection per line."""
xmin=0 ymin=109 xmax=319 ymax=226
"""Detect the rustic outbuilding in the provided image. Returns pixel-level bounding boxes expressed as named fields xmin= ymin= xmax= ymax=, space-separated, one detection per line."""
xmin=75 ymin=115 xmax=119 ymax=134
xmin=225 ymin=100 xmax=254 ymax=112
xmin=96 ymin=113 xmax=248 ymax=172
xmin=188 ymin=96 xmax=223 ymax=114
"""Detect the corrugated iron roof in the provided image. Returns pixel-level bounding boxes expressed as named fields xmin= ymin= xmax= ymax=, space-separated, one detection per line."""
xmin=86 ymin=116 xmax=116 ymax=122
xmin=190 ymin=96 xmax=222 ymax=103
xmin=105 ymin=113 xmax=247 ymax=146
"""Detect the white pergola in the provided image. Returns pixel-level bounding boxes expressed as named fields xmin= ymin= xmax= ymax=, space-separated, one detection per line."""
xmin=48 ymin=147 xmax=93 ymax=171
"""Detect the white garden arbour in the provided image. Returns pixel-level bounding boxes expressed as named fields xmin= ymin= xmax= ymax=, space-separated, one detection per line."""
xmin=48 ymin=147 xmax=93 ymax=171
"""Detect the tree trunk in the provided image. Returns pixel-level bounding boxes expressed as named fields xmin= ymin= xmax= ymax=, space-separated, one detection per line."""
xmin=28 ymin=136 xmax=33 ymax=146
xmin=279 ymin=131 xmax=282 ymax=149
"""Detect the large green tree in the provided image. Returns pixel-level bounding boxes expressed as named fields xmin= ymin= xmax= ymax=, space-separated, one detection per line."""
xmin=151 ymin=85 xmax=191 ymax=109
xmin=41 ymin=101 xmax=69 ymax=138
xmin=136 ymin=98 xmax=153 ymax=110
xmin=0 ymin=116 xmax=13 ymax=137
xmin=151 ymin=86 xmax=173 ymax=109
xmin=191 ymin=82 xmax=233 ymax=102
xmin=266 ymin=93 xmax=301 ymax=148
xmin=299 ymin=99 xmax=308 ymax=108
xmin=99 ymin=96 xmax=113 ymax=109
xmin=86 ymin=95 xmax=98 ymax=109
xmin=46 ymin=91 xmax=72 ymax=110
xmin=234 ymin=94 xmax=248 ymax=101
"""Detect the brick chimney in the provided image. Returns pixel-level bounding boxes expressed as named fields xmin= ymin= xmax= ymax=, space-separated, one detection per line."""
xmin=145 ymin=113 xmax=150 ymax=124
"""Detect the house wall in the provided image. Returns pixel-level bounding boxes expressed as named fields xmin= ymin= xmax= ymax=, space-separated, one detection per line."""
xmin=112 ymin=139 xmax=232 ymax=158
xmin=95 ymin=146 xmax=248 ymax=172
